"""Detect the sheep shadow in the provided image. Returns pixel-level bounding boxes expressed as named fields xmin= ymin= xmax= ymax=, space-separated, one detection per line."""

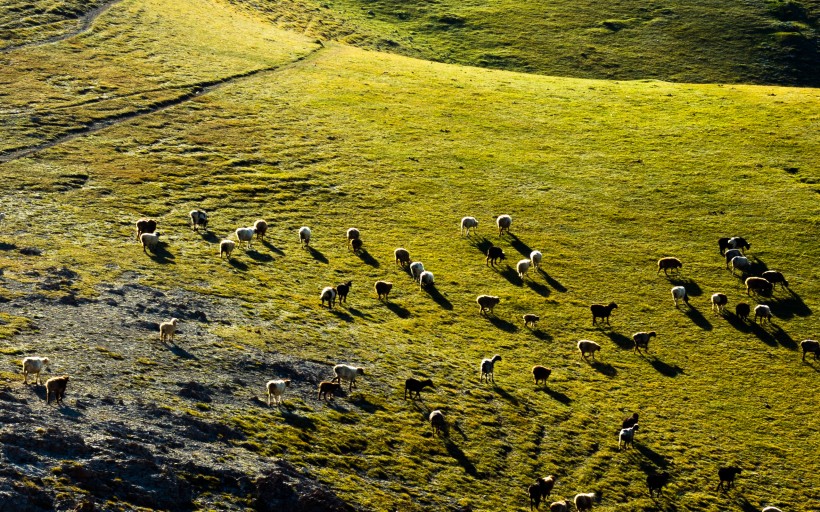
xmin=769 ymin=293 xmax=812 ymax=319
xmin=346 ymin=307 xmax=372 ymax=320
xmin=329 ymin=309 xmax=354 ymax=322
xmin=168 ymin=344 xmax=197 ymax=359
xmin=538 ymin=269 xmax=567 ymax=292
xmin=426 ymin=287 xmax=453 ymax=310
xmin=469 ymin=236 xmax=494 ymax=255
xmin=350 ymin=396 xmax=386 ymax=414
xmin=444 ymin=439 xmax=478 ymax=476
xmin=507 ymin=234 xmax=533 ymax=257
xmin=606 ymin=331 xmax=634 ymax=350
xmin=227 ymin=258 xmax=249 ymax=271
xmin=733 ymin=496 xmax=761 ymax=512
xmin=590 ymin=360 xmax=617 ymax=377
xmin=260 ymin=240 xmax=285 ymax=256
xmin=199 ymin=232 xmax=220 ymax=244
xmin=280 ymin=410 xmax=317 ymax=431
xmin=57 ymin=405 xmax=84 ymax=419
xmin=356 ymin=249 xmax=380 ymax=268
xmin=725 ymin=313 xmax=752 ymax=333
xmin=498 ymin=266 xmax=523 ymax=286
xmin=536 ymin=387 xmax=571 ymax=405
xmin=669 ymin=277 xmax=702 ymax=297
xmin=246 ymin=250 xmax=274 ymax=263
xmin=683 ymin=306 xmax=712 ymax=331
xmin=306 ymin=246 xmax=328 ymax=264
xmin=531 ymin=329 xmax=553 ymax=341
xmin=747 ymin=256 xmax=769 ymax=276
xmin=487 ymin=316 xmax=518 ymax=333
xmin=634 ymin=443 xmax=670 ymax=470
xmin=492 ymin=384 xmax=519 ymax=406
xmin=0 ymin=242 xmax=17 ymax=251
xmin=646 ymin=356 xmax=683 ymax=377
xmin=384 ymin=301 xmax=411 ymax=318
xmin=524 ymin=278 xmax=551 ymax=297
xmin=147 ymin=243 xmax=175 ymax=264
xmin=749 ymin=323 xmax=796 ymax=349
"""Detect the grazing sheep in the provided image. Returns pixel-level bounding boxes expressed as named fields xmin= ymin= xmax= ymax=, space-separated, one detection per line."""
xmin=394 ymin=248 xmax=411 ymax=267
xmin=724 ymin=248 xmax=744 ymax=268
xmin=728 ymin=236 xmax=750 ymax=253
xmin=761 ymin=508 xmax=782 ymax=512
xmin=140 ymin=232 xmax=161 ymax=254
xmin=409 ymin=261 xmax=425 ymax=281
xmin=346 ymin=227 xmax=360 ymax=243
xmin=235 ymin=227 xmax=256 ymax=249
xmin=404 ymin=378 xmax=434 ymax=400
xmin=718 ymin=237 xmax=730 ymax=255
xmin=266 ymin=379 xmax=291 ymax=407
xmin=336 ymin=280 xmax=352 ymax=303
xmin=532 ymin=366 xmax=551 ymax=385
xmin=530 ymin=250 xmax=543 ymax=269
xmin=528 ymin=476 xmax=555 ymax=511
xmin=746 ymin=277 xmax=773 ymax=297
xmin=517 ymin=259 xmax=532 ymax=279
xmin=622 ymin=412 xmax=639 ymax=429
xmin=578 ymin=340 xmax=601 ymax=360
xmin=159 ymin=318 xmax=178 ymax=343
xmin=716 ymin=466 xmax=742 ymax=491
xmin=800 ymin=339 xmax=819 ymax=361
xmin=375 ymin=281 xmax=393 ymax=301
xmin=590 ymin=302 xmax=618 ymax=325
xmin=320 ymin=286 xmax=337 ymax=308
xmin=477 ymin=295 xmax=500 ymax=316
xmin=298 ymin=226 xmax=311 ymax=246
xmin=731 ymin=256 xmax=751 ymax=275
xmin=574 ymin=492 xmax=599 ymax=511
xmin=219 ymin=239 xmax=236 ymax=259
xmin=762 ymin=271 xmax=789 ymax=289
xmin=318 ymin=381 xmax=341 ymax=401
xmin=647 ymin=472 xmax=670 ymax=497
xmin=711 ymin=293 xmax=728 ymax=314
xmin=22 ymin=357 xmax=50 ymax=385
xmin=549 ymin=501 xmax=569 ymax=512
xmin=486 ymin=245 xmax=506 ymax=267
xmin=632 ymin=332 xmax=656 ymax=354
xmin=419 ymin=270 xmax=434 ymax=289
xmin=619 ymin=424 xmax=639 ymax=450
xmin=735 ymin=302 xmax=751 ymax=321
xmin=189 ymin=210 xmax=208 ymax=231
xmin=480 ymin=354 xmax=502 ymax=383
xmin=671 ymin=286 xmax=689 ymax=307
xmin=351 ymin=238 xmax=363 ymax=254
xmin=523 ymin=314 xmax=540 ymax=328
xmin=332 ymin=364 xmax=365 ymax=391
xmin=496 ymin=214 xmax=512 ymax=235
xmin=461 ymin=216 xmax=478 ymax=236
xmin=657 ymin=257 xmax=682 ymax=275
xmin=135 ymin=218 xmax=157 ymax=240
xmin=754 ymin=304 xmax=772 ymax=324
xmin=254 ymin=219 xmax=268 ymax=240
xmin=0 ymin=212 xmax=5 ymax=224
xmin=429 ymin=410 xmax=446 ymax=435
xmin=45 ymin=375 xmax=69 ymax=405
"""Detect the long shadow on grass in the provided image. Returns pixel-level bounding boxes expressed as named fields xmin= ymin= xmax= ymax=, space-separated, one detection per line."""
xmin=769 ymin=292 xmax=812 ymax=319
xmin=670 ymin=277 xmax=702 ymax=297
xmin=734 ymin=496 xmax=761 ymax=512
xmin=0 ymin=242 xmax=16 ymax=251
xmin=507 ymin=234 xmax=533 ymax=257
xmin=260 ymin=240 xmax=285 ymax=256
xmin=246 ymin=250 xmax=274 ymax=263
xmin=493 ymin=384 xmax=519 ymax=406
xmin=329 ymin=309 xmax=354 ymax=322
xmin=351 ymin=395 xmax=386 ymax=414
xmin=646 ymin=356 xmax=684 ymax=377
xmin=227 ymin=258 xmax=249 ymax=271
xmin=426 ymin=286 xmax=453 ymax=310
xmin=58 ymin=406 xmax=84 ymax=419
xmin=524 ymin=278 xmax=551 ymax=297
xmin=634 ymin=443 xmax=671 ymax=470
xmin=531 ymin=329 xmax=553 ymax=342
xmin=356 ymin=249 xmax=380 ymax=268
xmin=168 ymin=344 xmax=197 ymax=359
xmin=148 ymin=243 xmax=174 ymax=264
xmin=748 ymin=256 xmax=769 ymax=276
xmin=590 ymin=360 xmax=617 ymax=377
xmin=606 ymin=331 xmax=634 ymax=350
xmin=536 ymin=387 xmax=571 ymax=405
xmin=469 ymin=236 xmax=494 ymax=256
xmin=749 ymin=322 xmax=797 ymax=349
xmin=488 ymin=316 xmax=518 ymax=333
xmin=498 ymin=265 xmax=523 ymax=286
xmin=346 ymin=307 xmax=372 ymax=320
xmin=444 ymin=439 xmax=478 ymax=476
xmin=307 ymin=246 xmax=328 ymax=264
xmin=725 ymin=313 xmax=752 ymax=333
xmin=538 ymin=268 xmax=567 ymax=292
xmin=384 ymin=301 xmax=411 ymax=318
xmin=199 ymin=231 xmax=220 ymax=244
xmin=280 ymin=410 xmax=316 ymax=430
xmin=683 ymin=306 xmax=712 ymax=331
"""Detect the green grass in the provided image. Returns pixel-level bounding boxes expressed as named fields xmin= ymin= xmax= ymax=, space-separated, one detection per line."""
xmin=0 ymin=0 xmax=819 ymax=511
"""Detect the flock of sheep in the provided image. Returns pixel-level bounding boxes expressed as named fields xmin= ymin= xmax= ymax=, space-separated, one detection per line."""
xmin=16 ymin=209 xmax=814 ymax=512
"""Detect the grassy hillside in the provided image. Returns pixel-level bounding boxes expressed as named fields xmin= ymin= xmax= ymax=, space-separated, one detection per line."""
xmin=1 ymin=0 xmax=819 ymax=511
xmin=230 ymin=0 xmax=820 ymax=86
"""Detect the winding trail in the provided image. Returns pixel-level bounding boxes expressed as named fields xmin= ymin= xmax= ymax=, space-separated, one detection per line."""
xmin=0 ymin=45 xmax=326 ymax=164
xmin=0 ymin=0 xmax=124 ymax=54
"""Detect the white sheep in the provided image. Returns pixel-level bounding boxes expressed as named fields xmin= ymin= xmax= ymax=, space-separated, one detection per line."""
xmin=619 ymin=424 xmax=639 ymax=450
xmin=299 ymin=226 xmax=311 ymax=246
xmin=724 ymin=248 xmax=744 ymax=268
xmin=549 ymin=501 xmax=569 ymax=512
xmin=429 ymin=409 xmax=446 ymax=435
xmin=496 ymin=214 xmax=512 ymax=235
xmin=530 ymin=250 xmax=543 ymax=269
xmin=574 ymin=492 xmax=598 ymax=511
xmin=731 ymin=256 xmax=751 ymax=275
xmin=219 ymin=239 xmax=235 ymax=259
xmin=754 ymin=304 xmax=772 ymax=324
xmin=189 ymin=210 xmax=208 ymax=231
xmin=235 ymin=227 xmax=256 ymax=249
xmin=480 ymin=354 xmax=502 ymax=383
xmin=22 ymin=357 xmax=50 ymax=385
xmin=761 ymin=507 xmax=783 ymax=512
xmin=516 ymin=259 xmax=532 ymax=279
xmin=160 ymin=318 xmax=178 ymax=343
xmin=332 ymin=364 xmax=364 ymax=391
xmin=320 ymin=287 xmax=337 ymax=308
xmin=266 ymin=379 xmax=291 ymax=407
xmin=140 ymin=232 xmax=161 ymax=253
xmin=460 ymin=216 xmax=478 ymax=236
xmin=578 ymin=340 xmax=601 ymax=360
xmin=419 ymin=270 xmax=434 ymax=289
xmin=409 ymin=261 xmax=425 ymax=281
xmin=671 ymin=286 xmax=689 ymax=307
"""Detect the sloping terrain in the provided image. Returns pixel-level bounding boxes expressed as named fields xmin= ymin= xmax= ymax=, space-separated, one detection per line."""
xmin=0 ymin=0 xmax=819 ymax=511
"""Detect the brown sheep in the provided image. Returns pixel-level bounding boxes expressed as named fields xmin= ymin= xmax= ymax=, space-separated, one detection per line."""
xmin=801 ymin=339 xmax=819 ymax=362
xmin=394 ymin=248 xmax=410 ymax=267
xmin=528 ymin=475 xmax=555 ymax=511
xmin=622 ymin=412 xmax=639 ymax=429
xmin=657 ymin=257 xmax=682 ymax=276
xmin=735 ymin=302 xmax=751 ymax=321
xmin=135 ymin=218 xmax=157 ymax=240
xmin=590 ymin=302 xmax=617 ymax=325
xmin=477 ymin=295 xmax=500 ymax=316
xmin=375 ymin=281 xmax=393 ymax=301
xmin=254 ymin=219 xmax=268 ymax=240
xmin=485 ymin=245 xmax=506 ymax=267
xmin=318 ymin=381 xmax=341 ymax=401
xmin=336 ymin=280 xmax=352 ymax=303
xmin=45 ymin=375 xmax=69 ymax=405
xmin=532 ymin=366 xmax=551 ymax=385
xmin=745 ymin=277 xmax=773 ymax=297
xmin=716 ymin=466 xmax=742 ymax=491
xmin=632 ymin=332 xmax=656 ymax=354
xmin=523 ymin=314 xmax=540 ymax=328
